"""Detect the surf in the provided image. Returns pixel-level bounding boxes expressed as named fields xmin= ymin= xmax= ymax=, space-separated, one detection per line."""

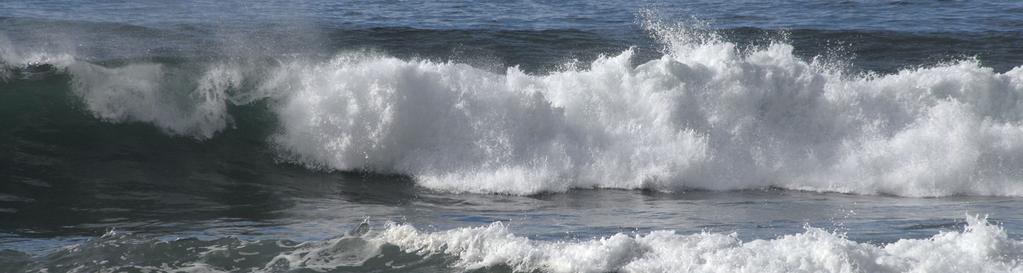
xmin=2 ymin=20 xmax=1023 ymax=197
xmin=4 ymin=215 xmax=1020 ymax=273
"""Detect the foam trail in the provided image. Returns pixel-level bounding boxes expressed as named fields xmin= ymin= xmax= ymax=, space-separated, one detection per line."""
xmin=261 ymin=52 xmax=710 ymax=194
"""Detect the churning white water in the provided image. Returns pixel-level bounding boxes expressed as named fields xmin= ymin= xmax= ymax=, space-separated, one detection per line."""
xmin=257 ymin=215 xmax=1021 ymax=273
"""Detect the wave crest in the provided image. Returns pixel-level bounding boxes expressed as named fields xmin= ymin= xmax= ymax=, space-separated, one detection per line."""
xmin=374 ymin=215 xmax=1022 ymax=273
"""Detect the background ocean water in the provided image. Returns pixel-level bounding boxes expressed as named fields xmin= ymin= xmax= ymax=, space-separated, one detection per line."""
xmin=2 ymin=1 xmax=1023 ymax=272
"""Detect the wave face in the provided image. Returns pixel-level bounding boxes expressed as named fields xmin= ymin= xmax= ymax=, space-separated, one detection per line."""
xmin=3 ymin=21 xmax=1023 ymax=197
xmin=4 ymin=216 xmax=1020 ymax=273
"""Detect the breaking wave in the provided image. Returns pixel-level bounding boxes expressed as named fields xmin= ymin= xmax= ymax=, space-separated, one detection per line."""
xmin=3 ymin=20 xmax=1023 ymax=196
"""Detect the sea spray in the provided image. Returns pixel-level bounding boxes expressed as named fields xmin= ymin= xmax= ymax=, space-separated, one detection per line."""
xmin=262 ymin=42 xmax=1023 ymax=196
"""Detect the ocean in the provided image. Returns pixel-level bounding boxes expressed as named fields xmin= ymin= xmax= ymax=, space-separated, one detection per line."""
xmin=2 ymin=1 xmax=1023 ymax=272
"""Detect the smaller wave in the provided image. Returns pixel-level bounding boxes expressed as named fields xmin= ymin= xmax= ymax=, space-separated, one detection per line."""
xmin=5 ymin=216 xmax=1020 ymax=273
xmin=376 ymin=215 xmax=1022 ymax=273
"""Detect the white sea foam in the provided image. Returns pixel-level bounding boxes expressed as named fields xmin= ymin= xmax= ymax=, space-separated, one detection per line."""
xmin=262 ymin=236 xmax=386 ymax=271
xmin=260 ymin=41 xmax=1023 ymax=196
xmin=257 ymin=215 xmax=1015 ymax=273
xmin=4 ymin=22 xmax=1023 ymax=196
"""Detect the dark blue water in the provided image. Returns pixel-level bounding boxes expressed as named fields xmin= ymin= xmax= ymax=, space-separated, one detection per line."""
xmin=5 ymin=0 xmax=1022 ymax=32
xmin=2 ymin=1 xmax=1023 ymax=272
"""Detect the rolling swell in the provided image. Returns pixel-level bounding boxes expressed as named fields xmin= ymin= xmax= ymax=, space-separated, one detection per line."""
xmin=3 ymin=22 xmax=1023 ymax=197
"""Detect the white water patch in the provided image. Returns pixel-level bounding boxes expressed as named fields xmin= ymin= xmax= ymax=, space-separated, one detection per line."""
xmin=262 ymin=42 xmax=1023 ymax=196
xmin=373 ymin=215 xmax=1022 ymax=273
xmin=262 ymin=52 xmax=709 ymax=194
